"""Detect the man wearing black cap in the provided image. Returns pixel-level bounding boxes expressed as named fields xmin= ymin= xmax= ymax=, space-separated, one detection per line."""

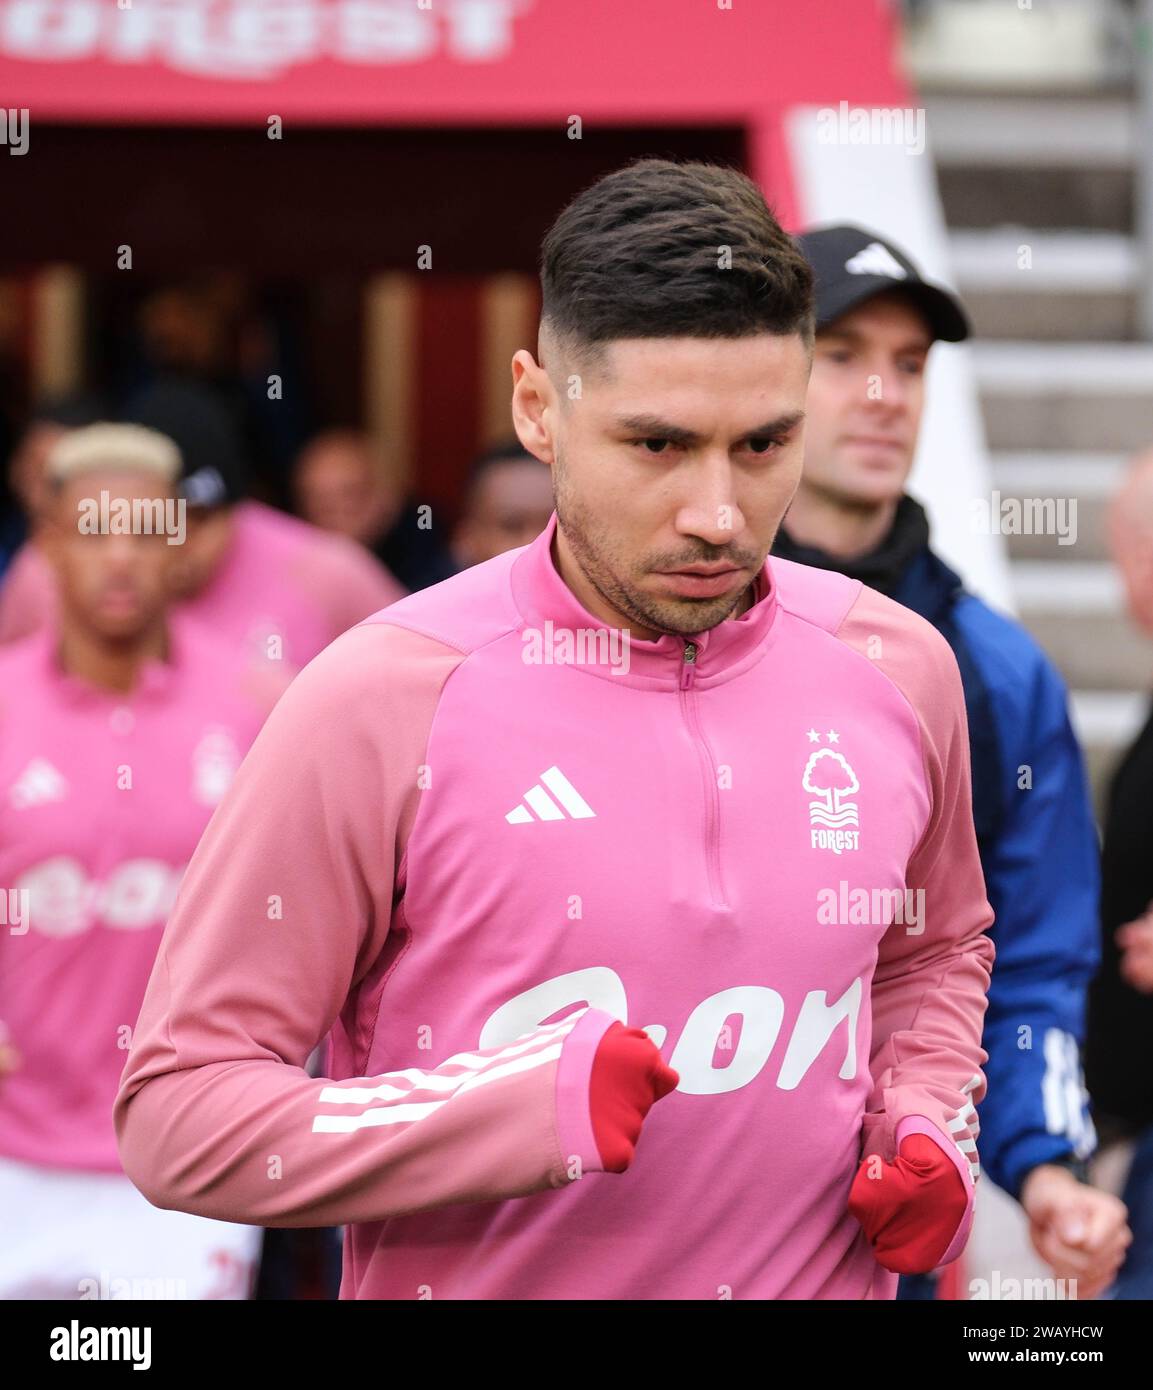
xmin=0 ymin=381 xmax=406 ymax=672
xmin=775 ymin=225 xmax=1130 ymax=1298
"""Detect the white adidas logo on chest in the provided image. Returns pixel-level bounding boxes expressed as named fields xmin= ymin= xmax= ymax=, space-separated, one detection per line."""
xmin=506 ymin=765 xmax=596 ymax=823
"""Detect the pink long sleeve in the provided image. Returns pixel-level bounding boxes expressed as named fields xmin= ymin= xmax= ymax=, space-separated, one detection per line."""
xmin=836 ymin=585 xmax=996 ymax=1259
xmin=114 ymin=621 xmax=612 ymax=1227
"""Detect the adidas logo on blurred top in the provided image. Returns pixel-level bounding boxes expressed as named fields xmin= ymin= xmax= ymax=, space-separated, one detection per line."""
xmin=10 ymin=758 xmax=69 ymax=809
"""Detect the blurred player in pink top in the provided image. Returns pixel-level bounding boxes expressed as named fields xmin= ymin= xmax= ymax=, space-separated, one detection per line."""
xmin=0 ymin=423 xmax=284 ymax=1299
xmin=0 ymin=382 xmax=405 ymax=671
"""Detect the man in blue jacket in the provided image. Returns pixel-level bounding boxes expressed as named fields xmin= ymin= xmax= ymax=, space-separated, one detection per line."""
xmin=775 ymin=225 xmax=1130 ymax=1298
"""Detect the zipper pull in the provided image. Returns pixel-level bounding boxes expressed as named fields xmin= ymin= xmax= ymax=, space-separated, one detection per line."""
xmin=680 ymin=640 xmax=697 ymax=689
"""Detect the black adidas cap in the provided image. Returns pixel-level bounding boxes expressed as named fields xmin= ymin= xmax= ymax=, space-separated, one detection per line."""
xmin=797 ymin=224 xmax=970 ymax=343
xmin=121 ymin=378 xmax=249 ymax=508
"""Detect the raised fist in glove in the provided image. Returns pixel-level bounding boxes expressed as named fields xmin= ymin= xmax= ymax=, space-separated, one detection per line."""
xmin=849 ymin=1132 xmax=970 ymax=1274
xmin=590 ymin=1021 xmax=679 ymax=1173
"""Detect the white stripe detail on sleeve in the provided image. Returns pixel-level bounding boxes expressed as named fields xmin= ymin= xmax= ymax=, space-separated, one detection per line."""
xmin=316 ymin=1018 xmax=576 ymax=1105
xmin=946 ymin=1083 xmax=983 ymax=1183
xmin=310 ymin=1009 xmax=586 ymax=1134
xmin=1041 ymin=1028 xmax=1097 ymax=1157
xmin=311 ymin=1042 xmax=563 ymax=1133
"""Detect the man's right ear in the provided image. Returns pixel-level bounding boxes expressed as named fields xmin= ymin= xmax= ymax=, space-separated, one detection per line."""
xmin=510 ymin=350 xmax=556 ymax=466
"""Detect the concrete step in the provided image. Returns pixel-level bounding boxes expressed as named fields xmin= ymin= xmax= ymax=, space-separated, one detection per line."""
xmin=928 ymin=94 xmax=1136 ymax=231
xmin=1069 ymin=688 xmax=1147 ymax=749
xmin=928 ymin=95 xmax=1136 ymax=168
xmin=988 ymin=452 xmax=1126 ymax=561
xmin=907 ymin=3 xmax=1126 ymax=92
xmin=973 ymin=342 xmax=1153 ymax=450
xmin=937 ymin=166 xmax=1132 ymax=232
xmin=1010 ymin=560 xmax=1153 ymax=690
xmin=951 ymin=230 xmax=1139 ymax=339
xmin=923 ymin=68 xmax=1148 ymax=807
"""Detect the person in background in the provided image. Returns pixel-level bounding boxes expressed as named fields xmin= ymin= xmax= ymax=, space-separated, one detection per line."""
xmin=0 ymin=393 xmax=107 ymax=598
xmin=1084 ymin=449 xmax=1153 ymax=1298
xmin=0 ymin=382 xmax=406 ymax=672
xmin=0 ymin=424 xmax=282 ymax=1298
xmin=292 ymin=429 xmax=456 ymax=592
xmin=774 ymin=224 xmax=1129 ymax=1299
xmin=126 ymin=276 xmax=310 ymax=506
xmin=451 ymin=439 xmax=555 ymax=568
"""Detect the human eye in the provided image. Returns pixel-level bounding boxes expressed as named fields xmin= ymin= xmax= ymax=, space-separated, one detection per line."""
xmin=631 ymin=437 xmax=678 ymax=455
xmin=744 ymin=437 xmax=781 ymax=457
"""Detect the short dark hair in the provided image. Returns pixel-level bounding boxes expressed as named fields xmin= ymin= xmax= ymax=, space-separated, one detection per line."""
xmin=539 ymin=158 xmax=814 ymax=375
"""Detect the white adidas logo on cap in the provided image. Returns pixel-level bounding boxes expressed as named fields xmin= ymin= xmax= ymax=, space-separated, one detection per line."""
xmin=845 ymin=242 xmax=907 ymax=280
xmin=506 ymin=765 xmax=596 ymax=823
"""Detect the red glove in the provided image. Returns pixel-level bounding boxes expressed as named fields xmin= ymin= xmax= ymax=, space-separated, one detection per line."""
xmin=589 ymin=1021 xmax=679 ymax=1172
xmin=849 ymin=1132 xmax=969 ymax=1274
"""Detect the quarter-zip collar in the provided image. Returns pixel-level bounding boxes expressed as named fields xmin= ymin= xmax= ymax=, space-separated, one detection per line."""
xmin=511 ymin=511 xmax=779 ymax=690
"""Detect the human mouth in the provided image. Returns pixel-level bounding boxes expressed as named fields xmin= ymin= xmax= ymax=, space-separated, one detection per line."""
xmin=847 ymin=436 xmax=905 ymax=452
xmin=655 ymin=565 xmax=744 ymax=599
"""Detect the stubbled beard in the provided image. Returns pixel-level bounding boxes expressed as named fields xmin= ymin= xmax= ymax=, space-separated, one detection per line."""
xmin=552 ymin=460 xmax=753 ymax=638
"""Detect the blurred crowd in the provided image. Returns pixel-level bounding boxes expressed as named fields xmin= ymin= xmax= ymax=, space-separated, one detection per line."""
xmin=0 ymin=282 xmax=554 ymax=1299
xmin=0 ymin=244 xmax=1152 ymax=1301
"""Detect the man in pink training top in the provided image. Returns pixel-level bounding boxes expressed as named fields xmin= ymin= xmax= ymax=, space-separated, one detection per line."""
xmin=0 ymin=424 xmax=284 ymax=1299
xmin=116 ymin=159 xmax=995 ymax=1300
xmin=0 ymin=382 xmax=405 ymax=671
